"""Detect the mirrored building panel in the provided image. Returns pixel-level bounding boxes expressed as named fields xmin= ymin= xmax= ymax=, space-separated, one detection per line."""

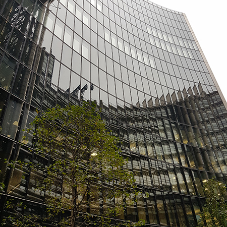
xmin=0 ymin=0 xmax=227 ymax=226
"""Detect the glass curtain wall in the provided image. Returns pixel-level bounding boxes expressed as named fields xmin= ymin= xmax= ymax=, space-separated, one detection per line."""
xmin=0 ymin=0 xmax=227 ymax=226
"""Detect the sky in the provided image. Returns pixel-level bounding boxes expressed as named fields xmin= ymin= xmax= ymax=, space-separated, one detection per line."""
xmin=150 ymin=0 xmax=227 ymax=101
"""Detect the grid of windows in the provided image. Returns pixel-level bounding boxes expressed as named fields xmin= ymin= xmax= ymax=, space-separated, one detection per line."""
xmin=0 ymin=0 xmax=227 ymax=226
xmin=0 ymin=0 xmax=216 ymax=108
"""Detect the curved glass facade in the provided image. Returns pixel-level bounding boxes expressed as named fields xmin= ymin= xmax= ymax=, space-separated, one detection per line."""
xmin=0 ymin=0 xmax=227 ymax=226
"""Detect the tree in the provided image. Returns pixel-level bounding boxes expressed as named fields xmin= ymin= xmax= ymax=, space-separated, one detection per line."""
xmin=197 ymin=178 xmax=227 ymax=227
xmin=2 ymin=102 xmax=145 ymax=227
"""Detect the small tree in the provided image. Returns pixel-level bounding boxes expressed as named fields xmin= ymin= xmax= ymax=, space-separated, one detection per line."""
xmin=2 ymin=102 xmax=145 ymax=227
xmin=197 ymin=178 xmax=227 ymax=227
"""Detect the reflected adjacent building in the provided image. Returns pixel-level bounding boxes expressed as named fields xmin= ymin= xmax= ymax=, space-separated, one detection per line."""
xmin=0 ymin=0 xmax=227 ymax=226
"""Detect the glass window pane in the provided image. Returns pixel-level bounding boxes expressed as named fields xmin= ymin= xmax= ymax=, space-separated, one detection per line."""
xmin=81 ymin=58 xmax=90 ymax=81
xmin=104 ymin=30 xmax=110 ymax=42
xmin=90 ymin=0 xmax=95 ymax=6
xmin=115 ymin=79 xmax=124 ymax=100
xmin=111 ymin=34 xmax=117 ymax=47
xmin=80 ymin=78 xmax=90 ymax=101
xmin=61 ymin=44 xmax=72 ymax=68
xmin=82 ymin=41 xmax=89 ymax=60
xmin=149 ymin=56 xmax=156 ymax=68
xmin=125 ymin=44 xmax=130 ymax=55
xmin=60 ymin=0 xmax=66 ymax=6
xmin=66 ymin=11 xmax=74 ymax=29
xmin=73 ymin=34 xmax=81 ymax=53
xmin=76 ymin=6 xmax=82 ymax=20
xmin=131 ymin=48 xmax=136 ymax=58
xmin=90 ymin=64 xmax=99 ymax=87
xmin=68 ymin=0 xmax=75 ymax=13
xmin=100 ymin=90 xmax=108 ymax=106
xmin=72 ymin=51 xmax=81 ymax=75
xmin=54 ymin=20 xmax=64 ymax=39
xmin=157 ymin=199 xmax=168 ymax=225
xmin=107 ymin=75 xmax=116 ymax=96
xmin=59 ymin=65 xmax=70 ymax=91
xmin=45 ymin=13 xmax=55 ymax=31
xmin=51 ymin=60 xmax=60 ymax=85
xmin=118 ymin=39 xmax=123 ymax=51
xmin=123 ymin=83 xmax=131 ymax=104
xmin=64 ymin=28 xmax=73 ymax=46
xmin=83 ymin=13 xmax=89 ymax=26
xmin=1 ymin=99 xmax=22 ymax=139
xmin=70 ymin=72 xmax=80 ymax=98
xmin=7 ymin=29 xmax=25 ymax=59
xmin=97 ymin=1 xmax=102 ymax=11
xmin=57 ymin=3 xmax=67 ymax=22
xmin=0 ymin=55 xmax=16 ymax=91
xmin=12 ymin=65 xmax=30 ymax=99
xmin=40 ymin=29 xmax=52 ymax=52
xmin=99 ymin=70 xmax=107 ymax=91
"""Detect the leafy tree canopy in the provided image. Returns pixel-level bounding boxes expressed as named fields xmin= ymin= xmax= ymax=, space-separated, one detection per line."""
xmin=2 ymin=102 xmax=145 ymax=227
xmin=197 ymin=178 xmax=227 ymax=227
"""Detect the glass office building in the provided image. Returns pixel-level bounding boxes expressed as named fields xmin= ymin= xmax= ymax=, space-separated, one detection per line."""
xmin=0 ymin=0 xmax=227 ymax=226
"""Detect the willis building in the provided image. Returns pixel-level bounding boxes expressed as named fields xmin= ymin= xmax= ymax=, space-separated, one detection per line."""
xmin=0 ymin=0 xmax=227 ymax=226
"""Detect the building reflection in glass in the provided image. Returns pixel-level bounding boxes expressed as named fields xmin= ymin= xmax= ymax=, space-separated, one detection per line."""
xmin=0 ymin=0 xmax=227 ymax=226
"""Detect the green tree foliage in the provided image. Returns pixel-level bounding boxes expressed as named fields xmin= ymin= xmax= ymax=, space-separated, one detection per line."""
xmin=1 ymin=200 xmax=42 ymax=227
xmin=2 ymin=102 xmax=145 ymax=227
xmin=197 ymin=178 xmax=227 ymax=227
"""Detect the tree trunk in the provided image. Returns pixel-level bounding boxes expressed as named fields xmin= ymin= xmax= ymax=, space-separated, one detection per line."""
xmin=71 ymin=186 xmax=78 ymax=227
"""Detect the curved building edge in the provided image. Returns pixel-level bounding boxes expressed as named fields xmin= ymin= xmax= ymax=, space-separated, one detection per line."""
xmin=182 ymin=13 xmax=227 ymax=110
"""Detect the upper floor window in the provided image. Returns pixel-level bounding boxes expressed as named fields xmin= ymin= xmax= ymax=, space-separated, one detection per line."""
xmin=64 ymin=28 xmax=73 ymax=46
xmin=83 ymin=13 xmax=89 ymax=26
xmin=147 ymin=27 xmax=151 ymax=34
xmin=131 ymin=48 xmax=136 ymax=58
xmin=118 ymin=39 xmax=123 ymax=51
xmin=76 ymin=6 xmax=82 ymax=20
xmin=45 ymin=13 xmax=54 ymax=32
xmin=97 ymin=1 xmax=102 ymax=11
xmin=68 ymin=0 xmax=75 ymax=14
xmin=111 ymin=34 xmax=117 ymax=47
xmin=90 ymin=0 xmax=96 ymax=6
xmin=54 ymin=20 xmax=64 ymax=39
xmin=82 ymin=42 xmax=89 ymax=59
xmin=60 ymin=0 xmax=67 ymax=6
xmin=105 ymin=30 xmax=110 ymax=42
xmin=125 ymin=45 xmax=130 ymax=55
xmin=73 ymin=35 xmax=81 ymax=53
